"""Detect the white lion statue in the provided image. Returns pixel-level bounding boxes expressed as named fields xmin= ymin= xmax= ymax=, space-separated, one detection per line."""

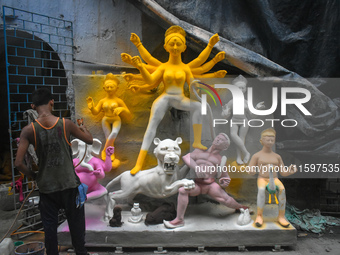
xmin=104 ymin=137 xmax=194 ymax=220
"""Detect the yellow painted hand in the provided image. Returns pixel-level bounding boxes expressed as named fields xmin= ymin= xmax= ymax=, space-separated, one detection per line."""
xmin=109 ymin=103 xmax=118 ymax=113
xmin=121 ymin=53 xmax=135 ymax=66
xmin=208 ymin=33 xmax=220 ymax=47
xmin=130 ymin=33 xmax=141 ymax=47
xmin=114 ymin=107 xmax=124 ymax=116
xmin=128 ymin=85 xmax=141 ymax=93
xmin=132 ymin=56 xmax=143 ymax=69
xmin=213 ymin=51 xmax=225 ymax=63
xmin=86 ymin=97 xmax=94 ymax=109
xmin=123 ymin=73 xmax=134 ymax=82
xmin=214 ymin=70 xmax=227 ymax=78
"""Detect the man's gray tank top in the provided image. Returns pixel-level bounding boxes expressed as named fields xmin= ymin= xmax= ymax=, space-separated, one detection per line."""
xmin=32 ymin=118 xmax=80 ymax=194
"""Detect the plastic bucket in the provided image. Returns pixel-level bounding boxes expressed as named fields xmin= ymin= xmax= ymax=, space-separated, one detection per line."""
xmin=15 ymin=242 xmax=45 ymax=255
xmin=14 ymin=241 xmax=24 ymax=247
xmin=0 ymin=184 xmax=19 ymax=211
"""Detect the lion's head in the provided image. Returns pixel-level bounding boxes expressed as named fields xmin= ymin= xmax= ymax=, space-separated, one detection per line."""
xmin=153 ymin=137 xmax=182 ymax=175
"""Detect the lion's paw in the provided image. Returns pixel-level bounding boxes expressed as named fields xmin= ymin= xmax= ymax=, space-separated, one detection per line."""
xmin=182 ymin=179 xmax=195 ymax=190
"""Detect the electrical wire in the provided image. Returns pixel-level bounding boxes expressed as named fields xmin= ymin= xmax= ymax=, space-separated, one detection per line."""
xmin=11 ymin=224 xmax=45 ymax=236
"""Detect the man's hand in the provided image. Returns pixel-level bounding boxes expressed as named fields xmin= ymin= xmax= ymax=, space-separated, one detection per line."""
xmin=289 ymin=164 xmax=297 ymax=174
xmin=219 ymin=177 xmax=231 ymax=188
xmin=255 ymin=101 xmax=265 ymax=110
xmin=79 ymin=125 xmax=89 ymax=133
xmin=195 ymin=166 xmax=208 ymax=178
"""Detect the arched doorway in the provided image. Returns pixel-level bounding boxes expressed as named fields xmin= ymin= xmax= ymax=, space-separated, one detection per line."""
xmin=1 ymin=6 xmax=73 ymax=235
xmin=0 ymin=29 xmax=71 ymax=181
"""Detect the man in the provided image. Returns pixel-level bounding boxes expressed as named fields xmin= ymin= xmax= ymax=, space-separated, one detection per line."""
xmin=164 ymin=133 xmax=248 ymax=228
xmin=247 ymin=128 xmax=296 ymax=227
xmin=15 ymin=88 xmax=93 ymax=255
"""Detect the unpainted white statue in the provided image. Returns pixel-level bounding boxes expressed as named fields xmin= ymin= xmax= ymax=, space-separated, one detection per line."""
xmin=104 ymin=137 xmax=194 ymax=220
xmin=237 ymin=208 xmax=252 ymax=226
xmin=128 ymin=203 xmax=143 ymax=223
xmin=221 ymin=75 xmax=265 ymax=165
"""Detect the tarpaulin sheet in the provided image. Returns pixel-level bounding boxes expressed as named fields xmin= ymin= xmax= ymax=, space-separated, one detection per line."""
xmin=154 ymin=0 xmax=340 ymax=78
xmin=286 ymin=203 xmax=340 ymax=233
xmin=129 ymin=0 xmax=340 ymax=164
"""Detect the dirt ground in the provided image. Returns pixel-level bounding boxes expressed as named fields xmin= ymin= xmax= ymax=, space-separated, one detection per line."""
xmin=1 ymin=209 xmax=340 ymax=255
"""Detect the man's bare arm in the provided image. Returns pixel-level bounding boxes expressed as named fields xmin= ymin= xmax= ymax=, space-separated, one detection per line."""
xmin=14 ymin=126 xmax=36 ymax=179
xmin=65 ymin=119 xmax=93 ymax=144
xmin=279 ymin=155 xmax=297 ymax=177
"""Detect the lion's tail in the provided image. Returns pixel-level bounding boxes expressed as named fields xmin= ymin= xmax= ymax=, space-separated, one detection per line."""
xmin=105 ymin=173 xmax=123 ymax=191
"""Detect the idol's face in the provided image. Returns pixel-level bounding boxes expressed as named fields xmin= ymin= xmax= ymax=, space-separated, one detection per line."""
xmin=164 ymin=36 xmax=186 ymax=56
xmin=261 ymin=135 xmax=275 ymax=148
xmin=104 ymin=81 xmax=118 ymax=94
xmin=213 ymin=134 xmax=230 ymax=150
xmin=235 ymin=81 xmax=246 ymax=94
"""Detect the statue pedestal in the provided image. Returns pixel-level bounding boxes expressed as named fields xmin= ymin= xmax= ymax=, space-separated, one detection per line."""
xmin=58 ymin=202 xmax=297 ymax=250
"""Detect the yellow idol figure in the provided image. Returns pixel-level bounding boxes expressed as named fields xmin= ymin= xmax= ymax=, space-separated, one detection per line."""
xmin=86 ymin=73 xmax=131 ymax=169
xmin=124 ymin=26 xmax=227 ymax=175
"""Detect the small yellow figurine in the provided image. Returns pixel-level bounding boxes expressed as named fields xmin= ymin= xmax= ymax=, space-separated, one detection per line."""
xmin=247 ymin=128 xmax=297 ymax=228
xmin=122 ymin=25 xmax=227 ymax=175
xmin=86 ymin=73 xmax=131 ymax=169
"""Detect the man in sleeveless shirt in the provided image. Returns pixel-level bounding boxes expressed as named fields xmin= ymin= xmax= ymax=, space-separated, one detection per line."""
xmin=15 ymin=88 xmax=93 ymax=255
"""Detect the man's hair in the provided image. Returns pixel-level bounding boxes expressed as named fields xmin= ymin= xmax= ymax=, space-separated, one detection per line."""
xmin=218 ymin=132 xmax=230 ymax=143
xmin=218 ymin=132 xmax=230 ymax=150
xmin=32 ymin=88 xmax=53 ymax=106
xmin=232 ymin=75 xmax=247 ymax=86
xmin=260 ymin=128 xmax=276 ymax=138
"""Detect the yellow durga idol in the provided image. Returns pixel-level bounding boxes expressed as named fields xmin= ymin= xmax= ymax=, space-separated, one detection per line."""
xmin=122 ymin=25 xmax=227 ymax=175
xmin=86 ymin=73 xmax=131 ymax=169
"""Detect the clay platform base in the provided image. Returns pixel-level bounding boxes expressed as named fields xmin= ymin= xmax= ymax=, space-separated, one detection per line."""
xmin=58 ymin=202 xmax=296 ymax=249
